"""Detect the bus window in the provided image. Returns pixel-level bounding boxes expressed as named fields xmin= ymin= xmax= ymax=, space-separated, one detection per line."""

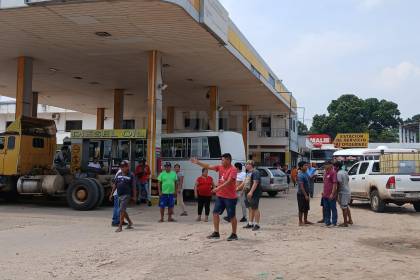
xmin=208 ymin=136 xmax=221 ymax=158
xmin=162 ymin=138 xmax=187 ymax=159
xmin=190 ymin=137 xmax=212 ymax=159
xmin=103 ymin=140 xmax=112 ymax=159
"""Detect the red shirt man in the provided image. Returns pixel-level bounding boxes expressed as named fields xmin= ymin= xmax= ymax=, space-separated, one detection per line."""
xmin=191 ymin=153 xmax=239 ymax=241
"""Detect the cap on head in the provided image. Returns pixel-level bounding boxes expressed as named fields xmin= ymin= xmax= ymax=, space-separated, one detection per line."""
xmin=120 ymin=160 xmax=129 ymax=167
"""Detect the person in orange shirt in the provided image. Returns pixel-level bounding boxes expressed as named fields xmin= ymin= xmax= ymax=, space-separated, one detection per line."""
xmin=291 ymin=167 xmax=298 ymax=187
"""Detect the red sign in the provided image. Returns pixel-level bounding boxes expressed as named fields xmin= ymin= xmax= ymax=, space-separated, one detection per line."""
xmin=308 ymin=134 xmax=332 ymax=145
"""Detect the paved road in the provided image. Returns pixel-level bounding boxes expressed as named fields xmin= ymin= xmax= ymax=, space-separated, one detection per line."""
xmin=1 ymin=184 xmax=420 ymax=280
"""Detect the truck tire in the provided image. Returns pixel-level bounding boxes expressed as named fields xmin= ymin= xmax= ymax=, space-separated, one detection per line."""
xmin=66 ymin=178 xmax=99 ymax=211
xmin=0 ymin=177 xmax=18 ymax=202
xmin=413 ymin=202 xmax=420 ymax=212
xmin=370 ymin=189 xmax=385 ymax=213
xmin=86 ymin=178 xmax=105 ymax=208
xmin=267 ymin=191 xmax=278 ymax=197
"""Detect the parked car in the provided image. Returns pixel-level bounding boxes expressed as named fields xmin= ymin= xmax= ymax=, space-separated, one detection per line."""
xmin=256 ymin=167 xmax=289 ymax=197
xmin=348 ymin=160 xmax=420 ymax=212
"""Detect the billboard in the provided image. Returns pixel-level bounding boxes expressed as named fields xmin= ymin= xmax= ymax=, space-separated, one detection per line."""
xmin=334 ymin=133 xmax=369 ymax=148
xmin=308 ymin=134 xmax=332 ymax=145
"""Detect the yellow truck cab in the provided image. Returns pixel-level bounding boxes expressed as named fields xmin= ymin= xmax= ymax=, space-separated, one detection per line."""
xmin=0 ymin=116 xmax=56 ymax=177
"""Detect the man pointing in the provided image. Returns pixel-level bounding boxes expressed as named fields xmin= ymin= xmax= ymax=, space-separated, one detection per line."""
xmin=191 ymin=153 xmax=238 ymax=241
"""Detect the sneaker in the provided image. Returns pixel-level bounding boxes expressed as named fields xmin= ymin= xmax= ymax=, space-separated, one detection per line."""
xmin=180 ymin=212 xmax=188 ymax=216
xmin=223 ymin=216 xmax=231 ymax=223
xmin=239 ymin=217 xmax=247 ymax=223
xmin=207 ymin=232 xmax=220 ymax=239
xmin=227 ymin=233 xmax=238 ymax=241
xmin=243 ymin=223 xmax=253 ymax=229
xmin=252 ymin=224 xmax=260 ymax=231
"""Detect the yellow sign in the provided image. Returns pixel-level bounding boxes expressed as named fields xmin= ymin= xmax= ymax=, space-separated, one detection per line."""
xmin=71 ymin=144 xmax=82 ymax=173
xmin=71 ymin=129 xmax=146 ymax=139
xmin=334 ymin=133 xmax=369 ymax=148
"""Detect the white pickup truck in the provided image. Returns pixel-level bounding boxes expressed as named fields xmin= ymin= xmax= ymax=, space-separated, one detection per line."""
xmin=348 ymin=160 xmax=420 ymax=212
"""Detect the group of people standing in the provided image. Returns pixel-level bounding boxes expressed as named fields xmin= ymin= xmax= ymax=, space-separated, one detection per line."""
xmin=296 ymin=160 xmax=354 ymax=227
xmin=109 ymin=153 xmax=263 ymax=241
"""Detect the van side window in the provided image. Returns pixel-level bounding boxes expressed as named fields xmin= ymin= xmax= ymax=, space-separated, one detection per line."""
xmin=358 ymin=162 xmax=370 ymax=175
xmin=348 ymin=163 xmax=359 ymax=176
xmin=7 ymin=136 xmax=15 ymax=150
xmin=33 ymin=138 xmax=45 ymax=148
xmin=0 ymin=137 xmax=4 ymax=150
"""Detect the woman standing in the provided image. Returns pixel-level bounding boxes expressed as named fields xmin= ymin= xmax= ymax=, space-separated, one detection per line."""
xmin=194 ymin=168 xmax=215 ymax=222
xmin=174 ymin=163 xmax=188 ymax=216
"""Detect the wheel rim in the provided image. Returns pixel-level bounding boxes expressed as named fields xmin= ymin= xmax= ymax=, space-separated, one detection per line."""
xmin=73 ymin=186 xmax=88 ymax=204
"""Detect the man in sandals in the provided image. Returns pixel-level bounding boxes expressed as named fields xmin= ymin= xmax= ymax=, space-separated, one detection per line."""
xmin=158 ymin=162 xmax=178 ymax=222
xmin=109 ymin=160 xmax=136 ymax=232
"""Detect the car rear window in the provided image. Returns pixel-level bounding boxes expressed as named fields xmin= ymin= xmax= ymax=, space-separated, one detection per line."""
xmin=268 ymin=168 xmax=286 ymax=177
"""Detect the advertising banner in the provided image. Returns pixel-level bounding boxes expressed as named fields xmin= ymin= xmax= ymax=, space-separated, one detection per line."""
xmin=334 ymin=133 xmax=369 ymax=148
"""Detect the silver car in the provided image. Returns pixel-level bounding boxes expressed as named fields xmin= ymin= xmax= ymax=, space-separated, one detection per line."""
xmin=256 ymin=167 xmax=289 ymax=197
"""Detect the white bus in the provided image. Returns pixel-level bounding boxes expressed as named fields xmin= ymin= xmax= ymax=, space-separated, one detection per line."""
xmin=134 ymin=131 xmax=246 ymax=195
xmin=310 ymin=144 xmax=339 ymax=181
xmin=333 ymin=146 xmax=418 ymax=170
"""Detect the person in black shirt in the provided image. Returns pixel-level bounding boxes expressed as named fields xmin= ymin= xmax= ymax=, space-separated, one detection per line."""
xmin=109 ymin=160 xmax=136 ymax=232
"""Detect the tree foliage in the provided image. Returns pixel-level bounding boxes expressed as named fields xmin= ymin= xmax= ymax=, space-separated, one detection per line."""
xmin=310 ymin=94 xmax=401 ymax=142
xmin=298 ymin=121 xmax=309 ymax=135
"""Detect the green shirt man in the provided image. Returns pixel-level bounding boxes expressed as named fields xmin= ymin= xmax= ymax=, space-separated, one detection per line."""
xmin=158 ymin=170 xmax=178 ymax=194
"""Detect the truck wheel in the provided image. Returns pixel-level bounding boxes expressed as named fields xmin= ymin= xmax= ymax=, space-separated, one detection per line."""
xmin=370 ymin=190 xmax=385 ymax=213
xmin=66 ymin=179 xmax=99 ymax=211
xmin=413 ymin=202 xmax=420 ymax=212
xmin=267 ymin=191 xmax=278 ymax=197
xmin=86 ymin=178 xmax=105 ymax=208
xmin=1 ymin=177 xmax=18 ymax=202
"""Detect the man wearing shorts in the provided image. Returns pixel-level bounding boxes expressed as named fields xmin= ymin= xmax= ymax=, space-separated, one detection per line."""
xmin=243 ymin=160 xmax=262 ymax=231
xmin=334 ymin=162 xmax=354 ymax=227
xmin=297 ymin=161 xmax=313 ymax=226
xmin=191 ymin=153 xmax=238 ymax=241
xmin=158 ymin=162 xmax=178 ymax=222
xmin=109 ymin=160 xmax=136 ymax=232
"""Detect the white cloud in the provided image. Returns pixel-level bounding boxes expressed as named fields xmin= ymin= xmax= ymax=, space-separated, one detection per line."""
xmin=375 ymin=62 xmax=420 ymax=89
xmin=356 ymin=0 xmax=386 ymax=10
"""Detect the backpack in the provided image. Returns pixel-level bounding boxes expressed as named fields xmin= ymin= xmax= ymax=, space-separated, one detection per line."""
xmin=243 ymin=174 xmax=252 ymax=192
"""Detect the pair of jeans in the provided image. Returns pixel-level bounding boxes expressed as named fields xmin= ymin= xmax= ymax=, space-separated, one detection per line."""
xmin=322 ymin=197 xmax=337 ymax=225
xmin=112 ymin=194 xmax=120 ymax=225
xmin=137 ymin=181 xmax=151 ymax=202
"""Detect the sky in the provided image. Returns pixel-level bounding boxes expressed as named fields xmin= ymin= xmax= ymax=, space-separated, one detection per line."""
xmin=219 ymin=0 xmax=420 ymax=126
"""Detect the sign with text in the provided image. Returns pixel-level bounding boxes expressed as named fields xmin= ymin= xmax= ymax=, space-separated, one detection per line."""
xmin=71 ymin=129 xmax=146 ymax=139
xmin=308 ymin=134 xmax=332 ymax=145
xmin=334 ymin=133 xmax=369 ymax=148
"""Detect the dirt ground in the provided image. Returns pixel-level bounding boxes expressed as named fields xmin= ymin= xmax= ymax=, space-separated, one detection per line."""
xmin=1 ymin=184 xmax=420 ymax=280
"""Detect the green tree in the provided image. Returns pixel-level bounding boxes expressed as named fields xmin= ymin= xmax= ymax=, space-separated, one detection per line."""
xmin=310 ymin=94 xmax=401 ymax=142
xmin=298 ymin=121 xmax=309 ymax=135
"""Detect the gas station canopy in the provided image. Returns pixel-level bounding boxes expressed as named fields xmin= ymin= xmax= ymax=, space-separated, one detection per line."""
xmin=0 ymin=0 xmax=296 ymax=117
